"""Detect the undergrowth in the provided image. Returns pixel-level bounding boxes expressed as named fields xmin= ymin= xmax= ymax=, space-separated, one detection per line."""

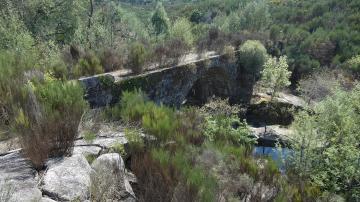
xmin=104 ymin=90 xmax=324 ymax=201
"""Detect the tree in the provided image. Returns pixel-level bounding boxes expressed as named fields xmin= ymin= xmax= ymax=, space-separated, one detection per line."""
xmin=151 ymin=2 xmax=170 ymax=37
xmin=240 ymin=0 xmax=271 ymax=32
xmin=169 ymin=18 xmax=194 ymax=48
xmin=22 ymin=0 xmax=87 ymax=44
xmin=290 ymin=86 xmax=360 ymax=200
xmin=260 ymin=56 xmax=291 ymax=99
xmin=298 ymin=70 xmax=338 ymax=104
xmin=0 ymin=0 xmax=34 ymax=51
xmin=344 ymin=55 xmax=360 ymax=77
xmin=190 ymin=9 xmax=202 ymax=24
xmin=238 ymin=40 xmax=268 ymax=79
xmin=127 ymin=42 xmax=147 ymax=74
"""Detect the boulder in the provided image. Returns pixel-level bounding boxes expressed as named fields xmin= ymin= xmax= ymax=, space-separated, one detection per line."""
xmin=0 ymin=151 xmax=42 ymax=202
xmin=250 ymin=125 xmax=292 ymax=147
xmin=245 ymin=92 xmax=306 ymax=126
xmin=42 ymin=155 xmax=92 ymax=201
xmin=75 ymin=132 xmax=128 ymax=149
xmin=72 ymin=145 xmax=102 ymax=156
xmin=91 ymin=153 xmax=135 ymax=201
xmin=40 ymin=197 xmax=56 ymax=202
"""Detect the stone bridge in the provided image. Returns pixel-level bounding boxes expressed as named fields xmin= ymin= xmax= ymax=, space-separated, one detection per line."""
xmin=79 ymin=52 xmax=255 ymax=108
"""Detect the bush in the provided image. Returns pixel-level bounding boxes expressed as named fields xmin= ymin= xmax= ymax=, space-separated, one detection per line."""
xmin=204 ymin=115 xmax=256 ymax=148
xmin=344 ymin=55 xmax=360 ymax=77
xmin=15 ymin=77 xmax=88 ymax=169
xmin=119 ymin=89 xmax=149 ymax=122
xmin=221 ymin=45 xmax=236 ymax=62
xmin=100 ymin=49 xmax=123 ymax=72
xmin=176 ymin=107 xmax=205 ymax=146
xmin=73 ymin=52 xmax=103 ymax=78
xmin=169 ymin=18 xmax=194 ymax=47
xmin=238 ymin=40 xmax=268 ymax=78
xmin=127 ymin=42 xmax=147 ymax=74
xmin=152 ymin=38 xmax=189 ymax=67
xmin=83 ymin=131 xmax=96 ymax=143
xmin=142 ymin=104 xmax=176 ymax=142
xmin=124 ymin=128 xmax=144 ymax=153
xmin=290 ymin=86 xmax=360 ymax=200
xmin=0 ymin=51 xmax=38 ymax=133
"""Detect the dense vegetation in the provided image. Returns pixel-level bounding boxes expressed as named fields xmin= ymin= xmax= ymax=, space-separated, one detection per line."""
xmin=0 ymin=0 xmax=359 ymax=201
xmin=1 ymin=0 xmax=360 ymax=80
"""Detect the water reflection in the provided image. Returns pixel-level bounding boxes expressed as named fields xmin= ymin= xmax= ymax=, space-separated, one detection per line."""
xmin=253 ymin=146 xmax=293 ymax=173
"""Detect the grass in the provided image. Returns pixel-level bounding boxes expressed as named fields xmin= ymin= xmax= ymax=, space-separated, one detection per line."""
xmin=83 ymin=131 xmax=97 ymax=143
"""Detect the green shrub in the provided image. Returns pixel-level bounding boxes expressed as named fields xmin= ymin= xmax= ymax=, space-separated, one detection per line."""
xmin=127 ymin=42 xmax=147 ymax=74
xmin=142 ymin=104 xmax=176 ymax=142
xmin=221 ymin=45 xmax=236 ymax=62
xmin=15 ymin=77 xmax=88 ymax=169
xmin=176 ymin=107 xmax=205 ymax=146
xmin=238 ymin=40 xmax=268 ymax=78
xmin=344 ymin=55 xmax=360 ymax=76
xmin=169 ymin=18 xmax=194 ymax=47
xmin=204 ymin=115 xmax=256 ymax=148
xmin=119 ymin=89 xmax=149 ymax=122
xmin=85 ymin=154 xmax=97 ymax=164
xmin=124 ymin=128 xmax=144 ymax=152
xmin=83 ymin=131 xmax=96 ymax=143
xmin=0 ymin=51 xmax=37 ymax=131
xmin=73 ymin=52 xmax=103 ymax=78
xmin=110 ymin=142 xmax=126 ymax=157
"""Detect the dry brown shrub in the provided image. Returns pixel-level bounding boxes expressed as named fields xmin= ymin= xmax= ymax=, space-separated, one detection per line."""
xmin=131 ymin=151 xmax=178 ymax=202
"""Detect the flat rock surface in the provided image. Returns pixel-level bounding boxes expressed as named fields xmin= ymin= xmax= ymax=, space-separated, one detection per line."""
xmin=75 ymin=136 xmax=128 ymax=149
xmin=42 ymin=155 xmax=92 ymax=201
xmin=72 ymin=145 xmax=102 ymax=156
xmin=0 ymin=151 xmax=42 ymax=202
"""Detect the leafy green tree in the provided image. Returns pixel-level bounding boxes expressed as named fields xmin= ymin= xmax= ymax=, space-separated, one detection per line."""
xmin=238 ymin=40 xmax=268 ymax=79
xmin=344 ymin=55 xmax=360 ymax=77
xmin=260 ymin=56 xmax=291 ymax=99
xmin=190 ymin=9 xmax=202 ymax=24
xmin=169 ymin=18 xmax=194 ymax=47
xmin=0 ymin=0 xmax=34 ymax=51
xmin=240 ymin=0 xmax=271 ymax=32
xmin=290 ymin=86 xmax=360 ymax=200
xmin=151 ymin=2 xmax=170 ymax=37
xmin=23 ymin=0 xmax=87 ymax=44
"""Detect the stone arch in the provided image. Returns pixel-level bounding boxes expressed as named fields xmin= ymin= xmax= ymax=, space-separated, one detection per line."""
xmin=186 ymin=67 xmax=232 ymax=106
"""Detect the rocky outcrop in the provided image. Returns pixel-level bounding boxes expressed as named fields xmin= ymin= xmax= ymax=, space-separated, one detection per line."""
xmin=244 ymin=93 xmax=305 ymax=126
xmin=42 ymin=155 xmax=93 ymax=201
xmin=80 ymin=54 xmax=254 ymax=108
xmin=250 ymin=125 xmax=293 ymax=147
xmin=72 ymin=145 xmax=102 ymax=156
xmin=91 ymin=153 xmax=136 ymax=202
xmin=0 ymin=151 xmax=42 ymax=202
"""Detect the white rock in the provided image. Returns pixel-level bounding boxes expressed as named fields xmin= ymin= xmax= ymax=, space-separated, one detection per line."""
xmin=0 ymin=152 xmax=42 ymax=202
xmin=75 ymin=136 xmax=128 ymax=148
xmin=91 ymin=153 xmax=135 ymax=201
xmin=40 ymin=197 xmax=57 ymax=202
xmin=72 ymin=145 xmax=102 ymax=156
xmin=42 ymin=155 xmax=92 ymax=201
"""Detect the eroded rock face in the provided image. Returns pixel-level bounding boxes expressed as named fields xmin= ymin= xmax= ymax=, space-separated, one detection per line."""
xmin=245 ymin=93 xmax=305 ymax=126
xmin=80 ymin=54 xmax=249 ymax=108
xmin=0 ymin=151 xmax=42 ymax=202
xmin=91 ymin=153 xmax=136 ymax=202
xmin=42 ymin=155 xmax=92 ymax=201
